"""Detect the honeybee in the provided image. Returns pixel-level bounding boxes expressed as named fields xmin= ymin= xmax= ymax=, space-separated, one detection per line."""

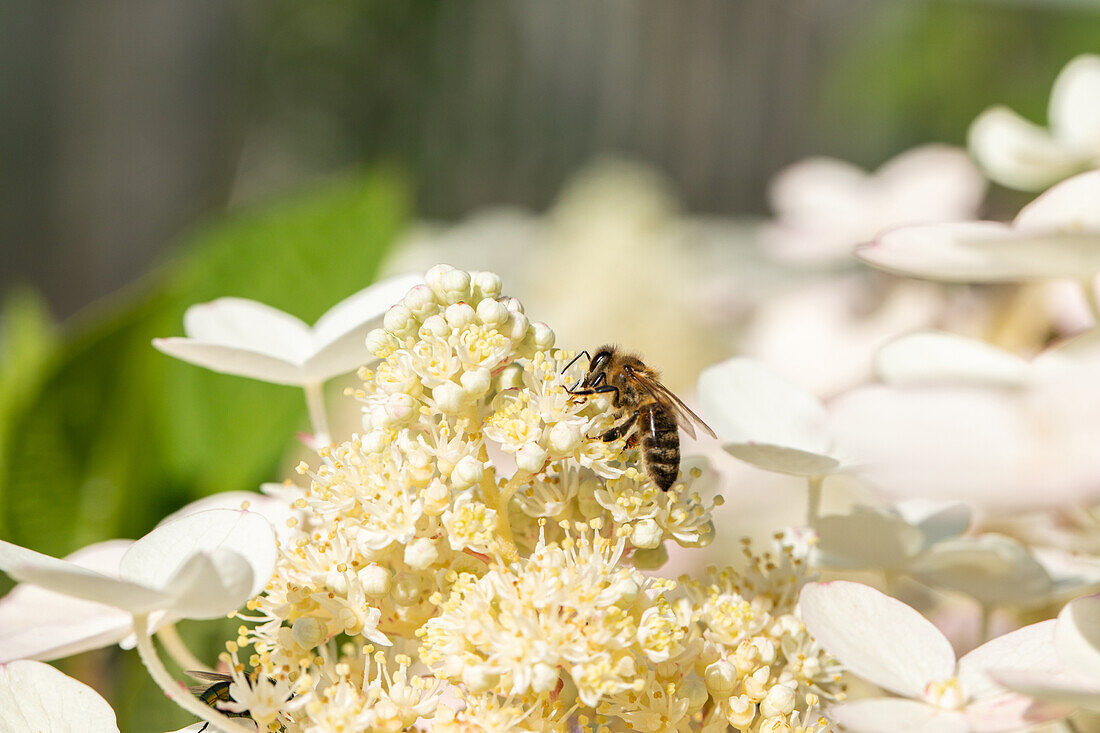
xmin=564 ymin=345 xmax=716 ymax=491
xmin=189 ymin=671 xmax=254 ymax=732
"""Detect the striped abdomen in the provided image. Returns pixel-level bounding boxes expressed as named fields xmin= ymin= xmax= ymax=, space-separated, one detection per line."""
xmin=640 ymin=402 xmax=680 ymax=491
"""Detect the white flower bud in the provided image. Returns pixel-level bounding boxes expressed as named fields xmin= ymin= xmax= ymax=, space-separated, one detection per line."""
xmin=403 ymin=284 xmax=438 ymax=319
xmin=363 ymin=429 xmax=388 ymax=453
xmin=760 ymin=684 xmax=797 ymax=719
xmin=461 ymin=665 xmax=496 ymax=694
xmin=461 ymin=366 xmax=492 ymax=398
xmin=383 ymin=304 xmax=416 ymax=336
xmin=365 ymin=328 xmax=395 ymax=358
xmin=385 ymin=393 xmax=416 ymax=424
xmin=472 ymin=271 xmax=502 ymax=299
xmin=440 ymin=269 xmax=472 ymax=304
xmin=445 ymin=302 xmax=477 ymax=330
xmin=506 ymin=312 xmax=529 ymax=341
xmin=393 ymin=573 xmax=421 ymax=606
xmin=548 ymin=421 xmax=582 ymax=454
xmin=494 ymin=362 xmax=524 ymax=391
xmin=451 ymin=455 xmax=483 ymax=490
xmin=358 ymin=564 xmax=392 ymax=596
xmin=531 ymin=663 xmax=558 ymax=694
xmin=502 ymin=296 xmax=524 ymax=314
xmin=420 ymin=314 xmax=449 ymax=338
xmin=425 ymin=264 xmax=456 ymax=297
xmin=744 ymin=666 xmax=772 ymax=701
xmin=705 ymin=659 xmax=738 ymax=698
xmin=369 ymin=404 xmax=391 ymax=429
xmin=404 ymin=537 xmax=440 ymax=570
xmin=632 ymin=544 xmax=668 ymax=570
xmin=682 ymin=674 xmax=709 ymax=713
xmin=727 ymin=695 xmax=757 ymax=728
xmin=291 ymin=616 xmax=327 ymax=649
xmin=515 ymin=442 xmax=548 ymax=473
xmin=608 ymin=576 xmax=641 ymax=607
xmin=631 ymin=518 xmax=663 ymax=549
xmin=530 ymin=321 xmax=555 ymax=349
xmin=432 ymin=381 xmax=466 ymax=413
xmin=476 ymin=297 xmax=509 ymax=326
xmin=422 ymin=479 xmax=450 ymax=516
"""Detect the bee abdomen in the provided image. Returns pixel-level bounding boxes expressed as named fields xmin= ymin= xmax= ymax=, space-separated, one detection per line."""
xmin=641 ymin=404 xmax=680 ymax=491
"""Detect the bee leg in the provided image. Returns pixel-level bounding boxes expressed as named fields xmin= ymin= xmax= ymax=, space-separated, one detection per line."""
xmin=197 ymin=725 xmax=209 ymax=733
xmin=624 ymin=432 xmax=640 ymax=449
xmin=560 ymin=350 xmax=591 ymax=375
xmin=599 ymin=411 xmax=638 ymax=442
xmin=565 ymin=383 xmax=620 ymax=404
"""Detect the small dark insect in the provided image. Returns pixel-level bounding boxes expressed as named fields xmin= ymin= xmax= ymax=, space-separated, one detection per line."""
xmin=189 ymin=671 xmax=253 ymax=732
xmin=564 ymin=345 xmax=716 ymax=491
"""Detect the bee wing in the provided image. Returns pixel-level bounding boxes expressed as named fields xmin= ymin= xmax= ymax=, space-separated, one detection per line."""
xmin=187 ymin=670 xmax=233 ymax=684
xmin=626 ymin=369 xmax=717 ymax=440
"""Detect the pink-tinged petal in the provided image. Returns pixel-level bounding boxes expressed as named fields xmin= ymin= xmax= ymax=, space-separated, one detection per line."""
xmin=993 ymin=668 xmax=1100 ymax=713
xmin=800 ymin=581 xmax=956 ymax=698
xmin=876 ymin=145 xmax=987 ymax=225
xmin=893 ymin=501 xmax=972 ymax=548
xmin=158 ymin=491 xmax=295 ymax=544
xmin=857 ymin=222 xmax=1023 ymax=282
xmin=874 ymin=332 xmax=1032 ymax=388
xmin=152 ymin=339 xmax=305 ymax=385
xmin=814 ymin=507 xmax=925 ymax=570
xmin=697 ymin=358 xmax=838 ymax=476
xmin=958 ymin=620 xmax=1060 ymax=701
xmin=0 ymin=541 xmax=173 ymax=615
xmin=829 ymin=699 xmax=968 ymax=733
xmin=122 ymin=509 xmax=277 ymax=601
xmin=966 ymin=692 xmax=1070 ymax=731
xmin=767 ymin=157 xmax=868 ymax=226
xmin=968 ymin=106 xmax=1082 ymax=191
xmin=0 ymin=541 xmax=134 ymax=663
xmin=0 ymin=660 xmax=119 ymax=732
xmin=1056 ymin=594 xmax=1100 ymax=679
xmin=182 ymin=297 xmax=311 ymax=361
xmin=1049 ymin=54 xmax=1100 ymax=153
xmin=1015 ymin=170 xmax=1100 ymax=232
xmin=910 ymin=535 xmax=1053 ymax=608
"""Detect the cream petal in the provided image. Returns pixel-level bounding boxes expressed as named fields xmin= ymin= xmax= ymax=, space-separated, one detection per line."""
xmin=993 ymin=668 xmax=1100 ymax=713
xmin=182 ymin=297 xmax=311 ymax=361
xmin=876 ymin=145 xmax=987 ymax=225
xmin=1032 ymin=548 xmax=1100 ymax=601
xmin=1056 ymin=593 xmax=1100 ymax=680
xmin=152 ymin=339 xmax=306 ymax=385
xmin=968 ymin=106 xmax=1082 ymax=191
xmin=910 ymin=535 xmax=1053 ymax=607
xmin=857 ymin=222 xmax=1028 ymax=282
xmin=697 ymin=358 xmax=837 ymax=475
xmin=1014 ymin=170 xmax=1100 ymax=233
xmin=800 ymin=581 xmax=956 ymax=698
xmin=1049 ymin=54 xmax=1100 ymax=154
xmin=813 ymin=507 xmax=925 ymax=570
xmin=893 ymin=500 xmax=972 ymax=548
xmin=310 ymin=273 xmax=421 ymax=348
xmin=158 ymin=491 xmax=295 ymax=543
xmin=958 ymin=620 xmax=1060 ymax=701
xmin=965 ymin=692 xmax=1069 ymax=732
xmin=874 ymin=332 xmax=1033 ymax=388
xmin=828 ymin=699 xmax=968 ymax=733
xmin=122 ymin=509 xmax=277 ymax=600
xmin=161 ymin=549 xmax=256 ymax=620
xmin=0 ymin=660 xmax=119 ymax=732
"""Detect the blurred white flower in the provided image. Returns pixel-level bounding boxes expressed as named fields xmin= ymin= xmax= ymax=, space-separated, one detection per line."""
xmin=154 ymin=273 xmax=420 ymax=386
xmin=0 ymin=509 xmax=275 ymax=621
xmin=858 ymin=170 xmax=1100 ymax=282
xmin=908 ymin=534 xmax=1054 ymax=609
xmin=969 ymin=55 xmax=1100 ymax=191
xmin=829 ymin=330 xmax=1100 ymax=508
xmin=800 ymin=581 xmax=1068 ymax=732
xmin=762 ymin=145 xmax=985 ymax=266
xmin=994 ymin=593 xmax=1100 ymax=712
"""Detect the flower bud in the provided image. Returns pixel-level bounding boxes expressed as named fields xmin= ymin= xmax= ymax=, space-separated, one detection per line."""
xmin=461 ymin=665 xmax=496 ymax=694
xmin=494 ymin=362 xmax=524 ymax=391
xmin=531 ymin=663 xmax=558 ymax=694
xmin=451 ymin=455 xmax=483 ymax=490
xmin=461 ymin=367 xmax=492 ymax=398
xmin=476 ymin=298 xmax=509 ymax=327
xmin=726 ymin=695 xmax=756 ymax=728
xmin=422 ymin=479 xmax=450 ymax=516
xmin=632 ymin=518 xmax=663 ymax=549
xmin=383 ymin=304 xmax=416 ymax=337
xmin=291 ymin=616 xmax=327 ymax=649
xmin=369 ymin=404 xmax=391 ymax=429
xmin=506 ymin=312 xmax=529 ymax=341
xmin=705 ymin=659 xmax=738 ymax=698
xmin=403 ymin=284 xmax=438 ymax=319
xmin=385 ymin=393 xmax=416 ymax=424
xmin=404 ymin=537 xmax=439 ymax=570
xmin=393 ymin=573 xmax=421 ymax=606
xmin=744 ymin=666 xmax=772 ymax=701
xmin=548 ymin=421 xmax=582 ymax=454
xmin=682 ymin=674 xmax=709 ymax=713
xmin=363 ymin=429 xmax=388 ymax=453
xmin=365 ymin=328 xmax=396 ymax=358
xmin=425 ymin=264 xmax=456 ymax=298
xmin=358 ymin=564 xmax=391 ymax=596
xmin=433 ymin=381 xmax=466 ymax=413
xmin=760 ymin=684 xmax=796 ymax=719
xmin=445 ymin=302 xmax=477 ymax=330
xmin=441 ymin=269 xmax=472 ymax=304
xmin=607 ymin=576 xmax=641 ymax=607
xmin=420 ymin=314 xmax=450 ymax=338
xmin=632 ymin=544 xmax=668 ymax=570
xmin=530 ymin=321 xmax=555 ymax=349
xmin=472 ymin=271 xmax=502 ymax=299
xmin=515 ymin=442 xmax=548 ymax=473
xmin=502 ymin=296 xmax=524 ymax=314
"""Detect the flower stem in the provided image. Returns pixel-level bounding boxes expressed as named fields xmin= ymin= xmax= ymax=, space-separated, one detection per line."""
xmin=133 ymin=614 xmax=254 ymax=733
xmin=156 ymin=622 xmax=214 ymax=674
xmin=304 ymin=381 xmax=332 ymax=447
xmin=806 ymin=474 xmax=824 ymax=527
xmin=1082 ymin=278 xmax=1100 ymax=324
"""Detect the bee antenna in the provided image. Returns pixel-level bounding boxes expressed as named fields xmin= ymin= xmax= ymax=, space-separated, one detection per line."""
xmin=561 ymin=350 xmax=591 ymax=375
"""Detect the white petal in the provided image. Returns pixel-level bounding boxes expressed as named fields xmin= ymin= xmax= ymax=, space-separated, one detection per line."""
xmin=182 ymin=297 xmax=311 ymax=361
xmin=152 ymin=338 xmax=306 ymax=386
xmin=958 ymin=620 xmax=1060 ymax=701
xmin=814 ymin=507 xmax=925 ymax=570
xmin=158 ymin=490 xmax=295 ymax=543
xmin=1032 ymin=547 xmax=1100 ymax=601
xmin=0 ymin=541 xmax=134 ymax=662
xmin=965 ymin=692 xmax=1070 ymax=732
xmin=858 ymin=221 xmax=1031 ymax=282
xmin=876 ymin=145 xmax=987 ymax=225
xmin=829 ymin=699 xmax=968 ymax=733
xmin=993 ymin=668 xmax=1100 ymax=713
xmin=1014 ymin=170 xmax=1100 ymax=233
xmin=968 ymin=106 xmax=1082 ymax=191
xmin=910 ymin=535 xmax=1053 ymax=607
xmin=0 ymin=540 xmax=173 ymax=615
xmin=697 ymin=358 xmax=838 ymax=476
xmin=1056 ymin=593 xmax=1100 ymax=679
xmin=161 ymin=549 xmax=256 ymax=620
xmin=800 ymin=581 xmax=956 ymax=698
xmin=1049 ymin=54 xmax=1100 ymax=153
xmin=767 ymin=156 xmax=868 ymax=225
xmin=874 ymin=331 xmax=1033 ymax=388
xmin=893 ymin=500 xmax=972 ymax=548
xmin=122 ymin=509 xmax=277 ymax=600
xmin=0 ymin=660 xmax=119 ymax=732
